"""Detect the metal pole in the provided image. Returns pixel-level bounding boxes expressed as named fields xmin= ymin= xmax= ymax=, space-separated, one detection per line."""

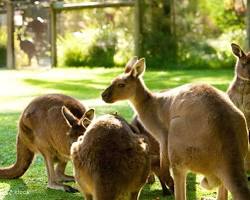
xmin=247 ymin=0 xmax=250 ymax=50
xmin=6 ymin=0 xmax=15 ymax=69
xmin=50 ymin=3 xmax=57 ymax=67
xmin=134 ymin=0 xmax=143 ymax=57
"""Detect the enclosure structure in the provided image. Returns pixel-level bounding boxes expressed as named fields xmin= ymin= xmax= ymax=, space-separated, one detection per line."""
xmin=6 ymin=0 xmax=14 ymax=68
xmin=4 ymin=0 xmax=143 ymax=68
xmin=5 ymin=0 xmax=51 ymax=69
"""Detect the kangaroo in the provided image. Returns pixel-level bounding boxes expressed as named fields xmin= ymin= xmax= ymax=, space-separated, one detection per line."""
xmin=102 ymin=57 xmax=250 ymax=200
xmin=227 ymin=43 xmax=250 ymax=172
xmin=0 ymin=94 xmax=94 ymax=192
xmin=70 ymin=113 xmax=151 ymax=200
xmin=131 ymin=115 xmax=173 ymax=196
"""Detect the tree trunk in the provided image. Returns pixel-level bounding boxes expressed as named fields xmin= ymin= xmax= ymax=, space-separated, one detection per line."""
xmin=141 ymin=0 xmax=177 ymax=67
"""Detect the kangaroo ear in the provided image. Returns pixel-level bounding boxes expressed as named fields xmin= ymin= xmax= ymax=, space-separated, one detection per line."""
xmin=131 ymin=58 xmax=146 ymax=78
xmin=61 ymin=106 xmax=78 ymax=127
xmin=125 ymin=56 xmax=138 ymax=73
xmin=81 ymin=118 xmax=91 ymax=128
xmin=83 ymin=108 xmax=95 ymax=120
xmin=231 ymin=43 xmax=246 ymax=58
xmin=129 ymin=124 xmax=140 ymax=134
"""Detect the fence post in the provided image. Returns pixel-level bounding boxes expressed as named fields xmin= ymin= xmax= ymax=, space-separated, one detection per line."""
xmin=6 ymin=0 xmax=15 ymax=69
xmin=50 ymin=2 xmax=57 ymax=67
xmin=247 ymin=0 xmax=250 ymax=50
xmin=134 ymin=0 xmax=143 ymax=57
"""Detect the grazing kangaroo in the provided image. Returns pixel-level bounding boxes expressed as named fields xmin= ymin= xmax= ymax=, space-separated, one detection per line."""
xmin=70 ymin=113 xmax=150 ymax=200
xmin=102 ymin=57 xmax=250 ymax=200
xmin=0 ymin=94 xmax=94 ymax=192
xmin=227 ymin=43 xmax=250 ymax=171
xmin=131 ymin=115 xmax=173 ymax=196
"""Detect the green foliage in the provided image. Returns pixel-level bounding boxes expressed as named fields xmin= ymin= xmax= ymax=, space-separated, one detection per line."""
xmin=57 ymin=0 xmax=246 ymax=69
xmin=203 ymin=0 xmax=245 ymax=32
xmin=0 ymin=26 xmax=6 ymax=67
xmin=86 ymin=26 xmax=117 ymax=67
xmin=171 ymin=0 xmax=246 ymax=69
xmin=58 ymin=27 xmax=117 ymax=67
xmin=57 ymin=33 xmax=89 ymax=67
xmin=140 ymin=0 xmax=177 ymax=67
xmin=57 ymin=7 xmax=133 ymax=67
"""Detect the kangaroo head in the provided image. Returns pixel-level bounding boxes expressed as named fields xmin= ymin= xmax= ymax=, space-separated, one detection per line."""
xmin=231 ymin=43 xmax=250 ymax=80
xmin=102 ymin=57 xmax=146 ymax=103
xmin=61 ymin=106 xmax=95 ymax=143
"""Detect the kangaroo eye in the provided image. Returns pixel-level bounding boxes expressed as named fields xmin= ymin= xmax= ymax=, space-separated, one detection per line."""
xmin=118 ymin=83 xmax=125 ymax=88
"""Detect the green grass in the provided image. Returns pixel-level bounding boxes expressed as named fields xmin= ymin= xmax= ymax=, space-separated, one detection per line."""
xmin=0 ymin=67 xmax=245 ymax=200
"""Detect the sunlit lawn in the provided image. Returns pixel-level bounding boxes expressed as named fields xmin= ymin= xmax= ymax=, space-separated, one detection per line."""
xmin=0 ymin=67 xmax=244 ymax=200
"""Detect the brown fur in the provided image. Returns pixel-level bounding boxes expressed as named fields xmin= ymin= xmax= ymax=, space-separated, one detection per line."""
xmin=70 ymin=114 xmax=150 ymax=200
xmin=0 ymin=94 xmax=93 ymax=192
xmin=102 ymin=57 xmax=250 ymax=200
xmin=227 ymin=43 xmax=250 ymax=171
xmin=131 ymin=115 xmax=173 ymax=196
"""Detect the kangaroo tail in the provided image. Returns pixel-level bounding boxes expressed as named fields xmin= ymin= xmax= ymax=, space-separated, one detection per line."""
xmin=0 ymin=124 xmax=34 ymax=179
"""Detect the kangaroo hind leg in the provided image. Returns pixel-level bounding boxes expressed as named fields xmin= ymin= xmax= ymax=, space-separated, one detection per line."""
xmin=55 ymin=160 xmax=74 ymax=182
xmin=44 ymin=154 xmax=77 ymax=192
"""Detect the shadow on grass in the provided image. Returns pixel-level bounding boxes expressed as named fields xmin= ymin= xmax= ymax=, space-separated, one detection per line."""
xmin=0 ymin=178 xmax=82 ymax=200
xmin=140 ymin=173 xmax=197 ymax=200
xmin=24 ymin=79 xmax=105 ymax=100
xmin=144 ymin=69 xmax=233 ymax=92
xmin=22 ymin=69 xmax=234 ymax=102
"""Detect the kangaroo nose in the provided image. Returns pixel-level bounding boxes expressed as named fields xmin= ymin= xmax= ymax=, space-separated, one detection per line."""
xmin=101 ymin=90 xmax=109 ymax=100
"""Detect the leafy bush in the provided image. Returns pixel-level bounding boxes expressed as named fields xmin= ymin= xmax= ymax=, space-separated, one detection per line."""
xmin=57 ymin=7 xmax=133 ymax=68
xmin=85 ymin=26 xmax=116 ymax=67
xmin=57 ymin=0 xmax=245 ymax=69
xmin=57 ymin=31 xmax=91 ymax=67
xmin=176 ymin=29 xmax=245 ymax=69
xmin=172 ymin=0 xmax=245 ymax=69
xmin=58 ymin=27 xmax=117 ymax=67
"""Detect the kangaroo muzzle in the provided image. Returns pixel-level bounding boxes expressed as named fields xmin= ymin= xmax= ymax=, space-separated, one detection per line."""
xmin=102 ymin=86 xmax=113 ymax=103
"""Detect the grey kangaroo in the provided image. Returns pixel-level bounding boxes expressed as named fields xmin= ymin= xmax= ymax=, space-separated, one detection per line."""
xmin=0 ymin=94 xmax=94 ymax=192
xmin=70 ymin=113 xmax=150 ymax=200
xmin=227 ymin=43 xmax=250 ymax=172
xmin=102 ymin=57 xmax=250 ymax=200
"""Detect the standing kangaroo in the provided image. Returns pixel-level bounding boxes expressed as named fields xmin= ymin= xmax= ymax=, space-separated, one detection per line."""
xmin=70 ymin=113 xmax=150 ymax=200
xmin=227 ymin=43 xmax=250 ymax=171
xmin=0 ymin=94 xmax=94 ymax=192
xmin=131 ymin=115 xmax=173 ymax=196
xmin=102 ymin=57 xmax=250 ymax=200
